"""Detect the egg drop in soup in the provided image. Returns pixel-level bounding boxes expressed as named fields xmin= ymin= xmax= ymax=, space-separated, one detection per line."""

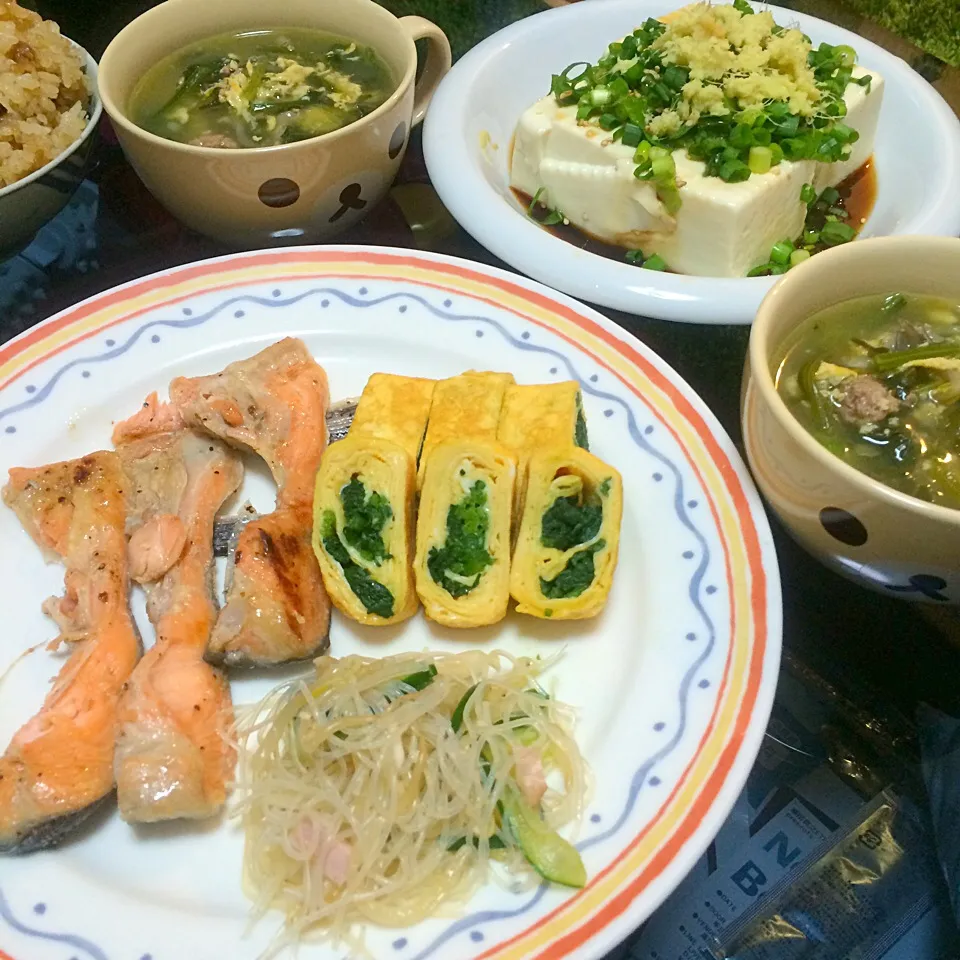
xmin=131 ymin=29 xmax=395 ymax=148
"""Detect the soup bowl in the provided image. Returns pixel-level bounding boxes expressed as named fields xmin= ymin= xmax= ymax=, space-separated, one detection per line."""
xmin=98 ymin=0 xmax=450 ymax=246
xmin=742 ymin=235 xmax=960 ymax=604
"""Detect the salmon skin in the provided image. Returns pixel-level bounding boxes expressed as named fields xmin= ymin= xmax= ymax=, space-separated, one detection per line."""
xmin=113 ymin=411 xmax=243 ymax=822
xmin=0 ymin=452 xmax=140 ymax=853
xmin=170 ymin=338 xmax=332 ymax=667
xmin=211 ymin=396 xmax=358 ymax=557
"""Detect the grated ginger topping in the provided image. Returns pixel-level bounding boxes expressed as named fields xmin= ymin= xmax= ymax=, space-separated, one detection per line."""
xmin=652 ymin=3 xmax=822 ymax=119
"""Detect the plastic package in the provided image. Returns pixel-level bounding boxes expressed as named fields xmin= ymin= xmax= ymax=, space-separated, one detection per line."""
xmin=918 ymin=704 xmax=960 ymax=924
xmin=612 ymin=653 xmax=958 ymax=960
xmin=722 ymin=793 xmax=954 ymax=960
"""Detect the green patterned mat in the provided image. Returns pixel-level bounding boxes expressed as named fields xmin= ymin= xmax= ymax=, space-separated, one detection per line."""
xmin=378 ymin=0 xmax=958 ymax=69
xmin=838 ymin=0 xmax=958 ymax=67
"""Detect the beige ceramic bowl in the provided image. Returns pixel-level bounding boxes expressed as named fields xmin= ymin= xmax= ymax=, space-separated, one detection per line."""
xmin=743 ymin=236 xmax=960 ymax=604
xmin=98 ymin=0 xmax=450 ymax=246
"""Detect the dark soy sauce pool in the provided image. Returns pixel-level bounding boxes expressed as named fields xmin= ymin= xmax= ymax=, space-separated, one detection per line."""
xmin=511 ymin=160 xmax=878 ymax=273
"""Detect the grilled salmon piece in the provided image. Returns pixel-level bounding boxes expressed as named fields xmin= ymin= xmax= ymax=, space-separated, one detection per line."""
xmin=170 ymin=338 xmax=331 ymax=667
xmin=0 ymin=452 xmax=140 ymax=853
xmin=114 ymin=414 xmax=243 ymax=822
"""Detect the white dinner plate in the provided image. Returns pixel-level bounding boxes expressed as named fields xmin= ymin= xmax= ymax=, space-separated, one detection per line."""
xmin=0 ymin=246 xmax=781 ymax=959
xmin=422 ymin=0 xmax=960 ymax=324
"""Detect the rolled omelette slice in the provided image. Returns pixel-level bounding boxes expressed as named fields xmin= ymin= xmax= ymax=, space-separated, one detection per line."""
xmin=498 ymin=381 xmax=588 ymax=462
xmin=510 ymin=448 xmax=623 ymax=620
xmin=347 ymin=373 xmax=436 ymax=460
xmin=417 ymin=371 xmax=514 ymax=487
xmin=312 ymin=437 xmax=418 ymax=626
xmin=498 ymin=381 xmax=588 ymax=522
xmin=413 ymin=439 xmax=516 ymax=628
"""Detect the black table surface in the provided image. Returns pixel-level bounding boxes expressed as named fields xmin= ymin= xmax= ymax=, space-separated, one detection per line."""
xmin=5 ymin=1 xmax=960 ymax=727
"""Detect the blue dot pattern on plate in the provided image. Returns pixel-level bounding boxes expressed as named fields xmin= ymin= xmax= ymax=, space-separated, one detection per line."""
xmin=0 ymin=886 xmax=112 ymax=960
xmin=0 ymin=281 xmax=726 ymax=960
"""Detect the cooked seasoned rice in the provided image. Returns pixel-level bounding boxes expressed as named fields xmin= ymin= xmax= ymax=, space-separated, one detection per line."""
xmin=0 ymin=1 xmax=90 ymax=188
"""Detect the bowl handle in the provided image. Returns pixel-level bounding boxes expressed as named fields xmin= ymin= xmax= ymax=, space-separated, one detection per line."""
xmin=400 ymin=16 xmax=452 ymax=126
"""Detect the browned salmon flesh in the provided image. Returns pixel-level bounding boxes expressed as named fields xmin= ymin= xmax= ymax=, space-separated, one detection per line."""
xmin=0 ymin=453 xmax=140 ymax=853
xmin=113 ymin=407 xmax=243 ymax=822
xmin=170 ymin=338 xmax=331 ymax=667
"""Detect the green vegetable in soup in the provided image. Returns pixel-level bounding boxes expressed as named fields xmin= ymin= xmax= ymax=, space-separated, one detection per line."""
xmin=321 ymin=511 xmax=394 ymax=619
xmin=777 ymin=292 xmax=960 ymax=510
xmin=427 ymin=480 xmax=494 ymax=598
xmin=540 ymin=540 xmax=606 ymax=599
xmin=131 ymin=28 xmax=395 ymax=148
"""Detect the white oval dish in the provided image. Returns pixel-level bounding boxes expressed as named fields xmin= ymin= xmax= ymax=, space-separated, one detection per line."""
xmin=0 ymin=246 xmax=781 ymax=960
xmin=423 ymin=0 xmax=960 ymax=324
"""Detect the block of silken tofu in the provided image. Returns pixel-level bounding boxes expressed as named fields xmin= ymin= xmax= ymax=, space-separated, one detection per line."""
xmin=510 ymin=67 xmax=883 ymax=277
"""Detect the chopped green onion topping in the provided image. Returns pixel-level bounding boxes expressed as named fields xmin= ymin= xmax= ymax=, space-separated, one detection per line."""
xmin=820 ymin=220 xmax=856 ymax=245
xmin=546 ymin=6 xmax=872 ymax=218
xmin=769 ymin=240 xmax=795 ymax=265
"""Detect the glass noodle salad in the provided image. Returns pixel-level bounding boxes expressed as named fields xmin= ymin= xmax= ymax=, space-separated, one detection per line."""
xmin=234 ymin=651 xmax=587 ymax=953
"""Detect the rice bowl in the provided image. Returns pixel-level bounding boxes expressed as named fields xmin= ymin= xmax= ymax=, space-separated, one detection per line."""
xmin=0 ymin=2 xmax=100 ymax=253
xmin=0 ymin=0 xmax=92 ymax=188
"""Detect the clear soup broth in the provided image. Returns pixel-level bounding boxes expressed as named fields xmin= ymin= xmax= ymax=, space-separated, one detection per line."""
xmin=130 ymin=28 xmax=395 ymax=149
xmin=776 ymin=293 xmax=960 ymax=510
